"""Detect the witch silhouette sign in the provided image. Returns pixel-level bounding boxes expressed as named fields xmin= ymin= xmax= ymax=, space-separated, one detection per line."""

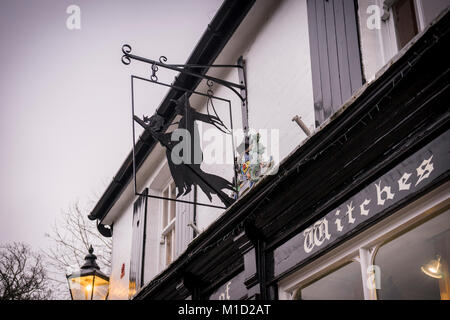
xmin=134 ymin=92 xmax=236 ymax=207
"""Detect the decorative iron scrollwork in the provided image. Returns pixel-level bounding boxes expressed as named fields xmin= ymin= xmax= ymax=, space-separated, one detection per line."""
xmin=120 ymin=44 xmax=247 ymax=102
xmin=206 ymin=79 xmax=214 ymax=97
xmin=150 ymin=63 xmax=158 ymax=82
xmin=159 ymin=56 xmax=168 ymax=64
xmin=121 ymin=44 xmax=132 ymax=65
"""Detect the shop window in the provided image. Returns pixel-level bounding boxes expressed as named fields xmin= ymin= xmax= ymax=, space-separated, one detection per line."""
xmin=280 ymin=186 xmax=449 ymax=301
xmin=293 ymin=261 xmax=364 ymax=300
xmin=374 ymin=210 xmax=450 ymax=300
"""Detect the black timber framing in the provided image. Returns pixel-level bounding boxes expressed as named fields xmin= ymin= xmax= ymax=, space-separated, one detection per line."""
xmin=134 ymin=10 xmax=450 ymax=300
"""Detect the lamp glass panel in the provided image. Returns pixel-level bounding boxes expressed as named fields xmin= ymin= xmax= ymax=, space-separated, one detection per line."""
xmin=91 ymin=275 xmax=109 ymax=300
xmin=69 ymin=275 xmax=95 ymax=300
xmin=69 ymin=274 xmax=109 ymax=300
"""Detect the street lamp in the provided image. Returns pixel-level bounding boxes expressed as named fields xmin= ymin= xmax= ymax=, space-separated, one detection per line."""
xmin=66 ymin=245 xmax=110 ymax=300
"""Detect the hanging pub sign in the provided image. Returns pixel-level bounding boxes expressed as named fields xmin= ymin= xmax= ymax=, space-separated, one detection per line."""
xmin=133 ymin=93 xmax=236 ymax=207
xmin=121 ymin=44 xmax=249 ymax=209
xmin=273 ymin=129 xmax=450 ymax=277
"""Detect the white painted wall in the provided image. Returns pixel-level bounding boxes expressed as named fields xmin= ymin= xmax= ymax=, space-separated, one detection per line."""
xmin=104 ymin=145 xmax=168 ymax=299
xmin=107 ymin=201 xmax=133 ymax=299
xmin=193 ymin=0 xmax=315 ymax=231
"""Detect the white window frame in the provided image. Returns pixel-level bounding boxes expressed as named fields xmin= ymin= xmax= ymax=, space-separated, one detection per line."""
xmin=278 ymin=181 xmax=450 ymax=300
xmin=160 ymin=181 xmax=177 ymax=268
xmin=371 ymin=0 xmax=428 ymax=67
xmin=413 ymin=0 xmax=427 ymax=31
xmin=374 ymin=0 xmax=400 ymax=65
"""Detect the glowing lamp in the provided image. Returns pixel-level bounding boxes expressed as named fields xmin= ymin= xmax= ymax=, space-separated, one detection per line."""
xmin=66 ymin=245 xmax=109 ymax=300
xmin=421 ymin=255 xmax=443 ymax=279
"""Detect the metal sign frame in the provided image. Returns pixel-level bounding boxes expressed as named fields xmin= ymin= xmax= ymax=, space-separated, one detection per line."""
xmin=122 ymin=45 xmax=248 ymax=209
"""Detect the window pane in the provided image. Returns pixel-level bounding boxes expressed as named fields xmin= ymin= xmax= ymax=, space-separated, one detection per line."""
xmin=375 ymin=210 xmax=450 ymax=300
xmin=294 ymin=261 xmax=364 ymax=300
xmin=393 ymin=0 xmax=419 ymax=48
xmin=421 ymin=0 xmax=450 ymax=26
xmin=170 ymin=185 xmax=176 ymax=221
xmin=162 ymin=188 xmax=168 ymax=228
xmin=166 ymin=230 xmax=173 ymax=266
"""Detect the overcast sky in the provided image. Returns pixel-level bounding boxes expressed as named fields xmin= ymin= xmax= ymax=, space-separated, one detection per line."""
xmin=0 ymin=0 xmax=223 ymax=251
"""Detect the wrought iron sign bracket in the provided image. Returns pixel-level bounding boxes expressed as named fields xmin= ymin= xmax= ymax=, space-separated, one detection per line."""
xmin=237 ymin=56 xmax=249 ymax=148
xmin=121 ymin=44 xmax=248 ymax=103
xmin=122 ymin=44 xmax=250 ymax=209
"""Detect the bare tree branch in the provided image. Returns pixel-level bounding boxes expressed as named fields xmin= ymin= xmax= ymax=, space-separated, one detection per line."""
xmin=43 ymin=201 xmax=112 ymax=299
xmin=0 ymin=242 xmax=52 ymax=300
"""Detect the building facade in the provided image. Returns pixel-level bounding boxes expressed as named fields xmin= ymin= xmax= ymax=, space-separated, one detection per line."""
xmin=88 ymin=0 xmax=450 ymax=300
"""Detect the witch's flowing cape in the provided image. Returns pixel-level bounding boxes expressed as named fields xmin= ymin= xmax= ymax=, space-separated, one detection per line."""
xmin=134 ymin=93 xmax=235 ymax=207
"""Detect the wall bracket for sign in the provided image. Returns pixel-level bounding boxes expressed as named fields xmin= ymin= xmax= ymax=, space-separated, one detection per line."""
xmin=121 ymin=44 xmax=248 ymax=103
xmin=121 ymin=44 xmax=249 ymax=209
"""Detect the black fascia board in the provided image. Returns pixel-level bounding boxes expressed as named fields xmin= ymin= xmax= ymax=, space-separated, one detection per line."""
xmin=88 ymin=0 xmax=256 ymax=223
